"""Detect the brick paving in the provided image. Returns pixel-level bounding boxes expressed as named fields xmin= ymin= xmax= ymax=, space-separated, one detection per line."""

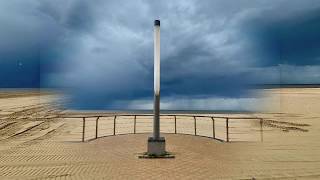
xmin=0 ymin=132 xmax=320 ymax=179
xmin=0 ymin=134 xmax=254 ymax=179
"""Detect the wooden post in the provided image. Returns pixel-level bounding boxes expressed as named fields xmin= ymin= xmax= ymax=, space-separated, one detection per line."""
xmin=211 ymin=117 xmax=215 ymax=139
xmin=174 ymin=115 xmax=177 ymax=134
xmin=260 ymin=118 xmax=263 ymax=142
xmin=82 ymin=117 xmax=85 ymax=142
xmin=113 ymin=116 xmax=117 ymax=135
xmin=95 ymin=117 xmax=99 ymax=139
xmin=134 ymin=115 xmax=136 ymax=134
xmin=194 ymin=116 xmax=197 ymax=136
xmin=226 ymin=118 xmax=229 ymax=142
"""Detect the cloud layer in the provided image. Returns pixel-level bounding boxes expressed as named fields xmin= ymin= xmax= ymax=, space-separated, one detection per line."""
xmin=0 ymin=0 xmax=320 ymax=109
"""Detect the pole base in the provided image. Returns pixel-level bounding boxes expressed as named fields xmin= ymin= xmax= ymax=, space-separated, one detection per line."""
xmin=147 ymin=137 xmax=166 ymax=156
xmin=138 ymin=151 xmax=175 ymax=159
xmin=138 ymin=137 xmax=174 ymax=158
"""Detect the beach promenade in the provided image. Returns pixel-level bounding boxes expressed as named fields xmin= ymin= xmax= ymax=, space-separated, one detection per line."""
xmin=0 ymin=88 xmax=319 ymax=179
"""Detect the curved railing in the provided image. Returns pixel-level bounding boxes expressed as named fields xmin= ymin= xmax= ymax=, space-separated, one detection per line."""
xmin=61 ymin=114 xmax=264 ymax=142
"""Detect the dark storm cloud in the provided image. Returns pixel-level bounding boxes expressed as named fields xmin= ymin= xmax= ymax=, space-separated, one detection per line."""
xmin=1 ymin=0 xmax=320 ymax=109
xmin=242 ymin=8 xmax=320 ymax=66
xmin=37 ymin=0 xmax=98 ymax=32
xmin=0 ymin=1 xmax=61 ymax=87
xmin=0 ymin=0 xmax=99 ymax=87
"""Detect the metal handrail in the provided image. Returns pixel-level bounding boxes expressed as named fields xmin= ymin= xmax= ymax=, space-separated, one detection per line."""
xmin=62 ymin=114 xmax=263 ymax=143
xmin=59 ymin=114 xmax=261 ymax=119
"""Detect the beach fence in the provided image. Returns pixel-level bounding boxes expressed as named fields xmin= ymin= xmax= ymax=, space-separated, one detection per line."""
xmin=62 ymin=115 xmax=263 ymax=142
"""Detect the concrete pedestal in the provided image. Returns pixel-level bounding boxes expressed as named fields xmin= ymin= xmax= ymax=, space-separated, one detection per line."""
xmin=147 ymin=137 xmax=166 ymax=156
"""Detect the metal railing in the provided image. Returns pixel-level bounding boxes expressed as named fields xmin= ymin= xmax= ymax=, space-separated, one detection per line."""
xmin=63 ymin=114 xmax=264 ymax=142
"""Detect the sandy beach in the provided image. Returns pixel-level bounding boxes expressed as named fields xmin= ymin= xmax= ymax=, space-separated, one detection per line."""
xmin=0 ymin=88 xmax=319 ymax=179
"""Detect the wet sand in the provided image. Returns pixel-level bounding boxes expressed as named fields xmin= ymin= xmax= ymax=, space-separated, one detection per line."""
xmin=0 ymin=88 xmax=319 ymax=179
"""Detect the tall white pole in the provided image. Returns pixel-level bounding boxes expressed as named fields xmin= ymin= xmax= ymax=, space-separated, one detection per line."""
xmin=145 ymin=20 xmax=166 ymax=157
xmin=153 ymin=19 xmax=160 ymax=140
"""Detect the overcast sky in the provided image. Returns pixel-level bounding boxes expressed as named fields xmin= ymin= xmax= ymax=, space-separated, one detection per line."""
xmin=0 ymin=0 xmax=320 ymax=110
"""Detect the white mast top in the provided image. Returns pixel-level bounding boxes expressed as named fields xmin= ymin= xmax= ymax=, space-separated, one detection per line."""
xmin=154 ymin=20 xmax=160 ymax=95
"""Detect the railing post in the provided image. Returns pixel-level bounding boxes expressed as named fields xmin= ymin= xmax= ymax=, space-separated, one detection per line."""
xmin=134 ymin=115 xmax=136 ymax=134
xmin=226 ymin=118 xmax=229 ymax=142
xmin=82 ymin=117 xmax=85 ymax=142
xmin=95 ymin=117 xmax=99 ymax=139
xmin=260 ymin=118 xmax=263 ymax=142
xmin=211 ymin=117 xmax=215 ymax=139
xmin=194 ymin=116 xmax=197 ymax=136
xmin=113 ymin=116 xmax=117 ymax=135
xmin=174 ymin=115 xmax=177 ymax=134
